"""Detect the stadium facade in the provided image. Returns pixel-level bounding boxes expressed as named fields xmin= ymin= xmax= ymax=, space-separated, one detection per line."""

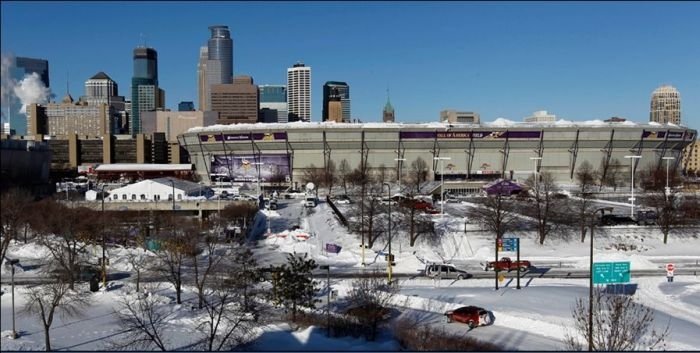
xmin=179 ymin=121 xmax=696 ymax=190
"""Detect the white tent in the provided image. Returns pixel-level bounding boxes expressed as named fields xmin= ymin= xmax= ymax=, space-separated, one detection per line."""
xmin=106 ymin=177 xmax=212 ymax=202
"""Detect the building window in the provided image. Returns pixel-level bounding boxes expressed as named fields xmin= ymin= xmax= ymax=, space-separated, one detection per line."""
xmin=122 ymin=194 xmax=127 ymax=200
xmin=177 ymin=194 xmax=183 ymax=200
xmin=155 ymin=194 xmax=160 ymax=201
xmin=140 ymin=194 xmax=146 ymax=200
xmin=168 ymin=194 xmax=173 ymax=200
xmin=132 ymin=194 xmax=136 ymax=200
xmin=113 ymin=194 xmax=118 ymax=200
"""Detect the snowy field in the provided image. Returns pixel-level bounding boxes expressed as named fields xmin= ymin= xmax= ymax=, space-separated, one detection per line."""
xmin=2 ymin=197 xmax=699 ymax=350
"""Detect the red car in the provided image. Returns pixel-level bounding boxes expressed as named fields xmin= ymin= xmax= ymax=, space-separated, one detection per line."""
xmin=444 ymin=306 xmax=491 ymax=329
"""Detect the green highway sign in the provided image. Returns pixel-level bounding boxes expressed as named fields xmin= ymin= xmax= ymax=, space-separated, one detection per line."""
xmin=593 ymin=261 xmax=630 ymax=284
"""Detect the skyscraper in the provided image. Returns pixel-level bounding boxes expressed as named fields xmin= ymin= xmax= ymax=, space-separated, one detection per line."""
xmin=197 ymin=46 xmax=208 ymax=111
xmin=259 ymin=84 xmax=287 ymax=123
xmin=650 ymin=85 xmax=681 ymax=125
xmin=6 ymin=57 xmax=50 ymax=135
xmin=131 ymin=47 xmax=163 ymax=135
xmin=84 ymin=71 xmax=127 ymax=133
xmin=322 ymin=81 xmax=350 ymax=122
xmin=287 ymin=62 xmax=311 ymax=122
xmin=199 ymin=26 xmax=233 ymax=111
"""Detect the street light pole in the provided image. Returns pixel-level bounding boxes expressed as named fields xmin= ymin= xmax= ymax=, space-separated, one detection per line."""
xmin=319 ymin=265 xmax=331 ymax=337
xmin=624 ymin=155 xmax=642 ymax=218
xmin=662 ymin=156 xmax=675 ymax=201
xmin=9 ymin=258 xmax=19 ymax=339
xmin=382 ymin=182 xmax=393 ymax=284
xmin=433 ymin=157 xmax=451 ymax=218
xmin=101 ymin=184 xmax=107 ymax=288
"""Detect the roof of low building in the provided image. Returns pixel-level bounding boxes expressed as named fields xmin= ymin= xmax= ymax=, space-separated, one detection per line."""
xmin=95 ymin=164 xmax=193 ymax=172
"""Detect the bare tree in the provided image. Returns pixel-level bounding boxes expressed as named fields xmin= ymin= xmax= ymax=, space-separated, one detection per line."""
xmin=1 ymin=188 xmax=33 ymax=261
xmin=22 ymin=277 xmax=91 ymax=351
xmin=110 ymin=285 xmax=173 ymax=351
xmin=377 ymin=163 xmax=389 ymax=185
xmin=197 ymin=274 xmax=260 ymax=351
xmin=191 ymin=230 xmax=223 ymax=310
xmin=467 ymin=187 xmax=519 ymax=240
xmin=302 ymin=164 xmax=325 ymax=196
xmin=573 ymin=161 xmax=599 ymax=242
xmin=564 ymin=289 xmax=670 ymax=351
xmin=346 ymin=271 xmax=398 ymax=341
xmin=228 ymin=248 xmax=260 ymax=311
xmin=639 ymin=164 xmax=687 ymax=244
xmin=600 ymin=158 xmax=624 ymax=191
xmin=409 ymin=157 xmax=429 ymax=193
xmin=126 ymin=250 xmax=152 ymax=293
xmin=323 ymin=159 xmax=337 ymax=195
xmin=155 ymin=215 xmax=195 ymax=304
xmin=338 ymin=159 xmax=351 ymax=195
xmin=524 ymin=171 xmax=562 ymax=245
xmin=31 ymin=200 xmax=99 ymax=290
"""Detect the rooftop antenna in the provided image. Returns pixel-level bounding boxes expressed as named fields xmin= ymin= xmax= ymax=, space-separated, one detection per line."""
xmin=66 ymin=70 xmax=70 ymax=96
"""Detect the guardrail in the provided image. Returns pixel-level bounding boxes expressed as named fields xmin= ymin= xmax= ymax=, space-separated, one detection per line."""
xmin=325 ymin=195 xmax=349 ymax=228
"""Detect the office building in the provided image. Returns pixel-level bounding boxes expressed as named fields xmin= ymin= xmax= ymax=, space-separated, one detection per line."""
xmin=440 ymin=110 xmax=480 ymax=124
xmin=211 ymin=75 xmax=258 ymax=124
xmin=259 ymin=84 xmax=288 ymax=123
xmin=524 ymin=110 xmax=555 ymax=123
xmin=650 ymin=85 xmax=681 ymax=125
xmin=131 ymin=47 xmax=164 ymax=135
xmin=178 ymin=101 xmax=195 ymax=111
xmin=683 ymin=140 xmax=699 ymax=176
xmin=322 ymin=81 xmax=350 ymax=122
xmin=6 ymin=56 xmax=50 ymax=135
xmin=83 ymin=71 xmax=127 ymax=133
xmin=287 ymin=62 xmax=311 ymax=122
xmin=140 ymin=110 xmax=218 ymax=141
xmin=327 ymin=88 xmax=343 ymax=123
xmin=27 ymin=94 xmax=114 ymax=137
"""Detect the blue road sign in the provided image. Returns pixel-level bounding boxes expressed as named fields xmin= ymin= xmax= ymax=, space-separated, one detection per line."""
xmin=502 ymin=237 xmax=518 ymax=251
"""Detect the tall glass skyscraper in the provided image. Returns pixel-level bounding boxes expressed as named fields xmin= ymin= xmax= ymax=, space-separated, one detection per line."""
xmin=207 ymin=25 xmax=233 ymax=84
xmin=4 ymin=57 xmax=50 ymax=135
xmin=199 ymin=26 xmax=233 ymax=111
xmin=131 ymin=47 xmax=160 ymax=135
xmin=322 ymin=81 xmax=350 ymax=122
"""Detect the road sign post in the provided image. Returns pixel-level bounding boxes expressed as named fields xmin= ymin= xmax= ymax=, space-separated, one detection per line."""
xmin=516 ymin=238 xmax=521 ymax=289
xmin=666 ymin=263 xmax=674 ymax=282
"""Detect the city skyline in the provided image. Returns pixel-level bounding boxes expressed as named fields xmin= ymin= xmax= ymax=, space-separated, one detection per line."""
xmin=1 ymin=1 xmax=699 ymax=128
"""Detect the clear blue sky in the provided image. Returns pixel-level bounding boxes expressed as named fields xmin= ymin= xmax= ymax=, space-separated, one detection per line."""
xmin=2 ymin=1 xmax=699 ymax=128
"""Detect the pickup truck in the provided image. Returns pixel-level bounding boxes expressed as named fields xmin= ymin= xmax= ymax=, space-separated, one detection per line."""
xmin=485 ymin=257 xmax=531 ymax=272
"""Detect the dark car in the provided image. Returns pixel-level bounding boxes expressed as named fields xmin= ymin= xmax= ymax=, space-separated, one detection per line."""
xmin=444 ymin=306 xmax=492 ymax=329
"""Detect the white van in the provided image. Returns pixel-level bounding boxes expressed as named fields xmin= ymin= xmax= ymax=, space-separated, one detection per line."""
xmin=305 ymin=195 xmax=317 ymax=208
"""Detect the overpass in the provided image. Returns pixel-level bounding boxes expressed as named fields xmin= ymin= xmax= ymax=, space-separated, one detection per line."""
xmin=64 ymin=199 xmax=257 ymax=217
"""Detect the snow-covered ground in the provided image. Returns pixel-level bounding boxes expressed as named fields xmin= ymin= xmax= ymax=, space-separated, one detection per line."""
xmin=2 ymin=196 xmax=699 ymax=351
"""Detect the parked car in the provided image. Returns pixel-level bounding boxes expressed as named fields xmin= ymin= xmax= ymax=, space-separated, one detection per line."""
xmin=425 ymin=263 xmax=470 ymax=280
xmin=444 ymin=306 xmax=492 ymax=329
xmin=269 ymin=199 xmax=278 ymax=210
xmin=485 ymin=257 xmax=531 ymax=272
xmin=305 ymin=195 xmax=317 ymax=207
xmin=333 ymin=194 xmax=352 ymax=204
